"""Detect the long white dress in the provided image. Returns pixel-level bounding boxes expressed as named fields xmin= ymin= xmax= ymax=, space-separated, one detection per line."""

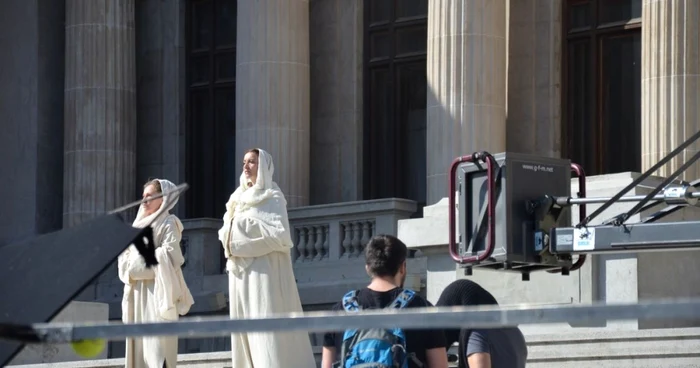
xmin=118 ymin=179 xmax=194 ymax=368
xmin=219 ymin=149 xmax=316 ymax=368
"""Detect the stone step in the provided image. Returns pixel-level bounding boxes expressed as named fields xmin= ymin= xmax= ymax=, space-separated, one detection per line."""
xmin=8 ymin=328 xmax=700 ymax=368
xmin=6 ymin=348 xmax=322 ymax=368
xmin=524 ymin=328 xmax=700 ymax=368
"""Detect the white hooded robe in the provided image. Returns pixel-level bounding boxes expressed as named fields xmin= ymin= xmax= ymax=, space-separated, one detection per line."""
xmin=218 ymin=149 xmax=316 ymax=368
xmin=118 ymin=179 xmax=194 ymax=368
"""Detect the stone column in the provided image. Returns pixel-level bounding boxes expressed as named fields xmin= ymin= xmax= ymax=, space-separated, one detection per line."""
xmin=63 ymin=0 xmax=137 ymax=227
xmin=642 ymin=0 xmax=700 ymax=179
xmin=426 ymin=0 xmax=508 ymax=205
xmin=236 ymin=0 xmax=310 ymax=208
xmin=639 ymin=0 xmax=700 ymax=330
xmin=506 ymin=0 xmax=562 ymax=158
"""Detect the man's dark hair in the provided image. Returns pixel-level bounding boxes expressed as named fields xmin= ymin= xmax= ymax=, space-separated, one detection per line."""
xmin=364 ymin=234 xmax=408 ymax=277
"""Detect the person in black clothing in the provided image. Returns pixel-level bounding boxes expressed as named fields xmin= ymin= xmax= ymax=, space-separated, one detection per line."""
xmin=436 ymin=279 xmax=528 ymax=368
xmin=321 ymin=234 xmax=449 ymax=368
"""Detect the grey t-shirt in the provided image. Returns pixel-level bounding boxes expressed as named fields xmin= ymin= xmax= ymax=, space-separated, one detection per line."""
xmin=465 ymin=327 xmax=527 ymax=368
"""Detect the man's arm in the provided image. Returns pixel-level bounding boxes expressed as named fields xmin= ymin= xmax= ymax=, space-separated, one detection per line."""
xmin=321 ymin=346 xmax=336 ymax=368
xmin=321 ymin=308 xmax=339 ymax=368
xmin=467 ymin=352 xmax=492 ymax=368
xmin=414 ymin=297 xmax=449 ymax=368
xmin=465 ymin=330 xmax=492 ymax=368
xmin=424 ymin=346 xmax=449 ymax=368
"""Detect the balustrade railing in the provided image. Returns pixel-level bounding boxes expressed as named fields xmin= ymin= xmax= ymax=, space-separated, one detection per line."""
xmin=92 ymin=199 xmax=418 ymax=320
xmin=287 ymin=198 xmax=416 ymax=263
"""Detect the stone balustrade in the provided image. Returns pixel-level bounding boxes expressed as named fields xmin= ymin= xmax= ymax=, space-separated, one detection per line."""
xmin=290 ymin=219 xmax=375 ymax=261
xmin=285 ymin=198 xmax=423 ymax=304
xmin=288 ymin=198 xmax=416 ymax=262
xmin=90 ymin=198 xmax=420 ymax=357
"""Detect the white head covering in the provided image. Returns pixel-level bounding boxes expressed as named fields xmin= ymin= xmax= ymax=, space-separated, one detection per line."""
xmin=243 ymin=148 xmax=275 ymax=190
xmin=133 ymin=179 xmax=180 ymax=229
xmin=226 ymin=148 xmax=285 ymax=213
xmin=218 ymin=148 xmax=290 ymax=247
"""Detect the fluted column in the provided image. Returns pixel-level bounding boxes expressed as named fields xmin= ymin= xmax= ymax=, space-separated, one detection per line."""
xmin=63 ymin=0 xmax=137 ymax=227
xmin=506 ymin=0 xmax=562 ymax=158
xmin=236 ymin=0 xmax=310 ymax=208
xmin=642 ymin=0 xmax=700 ymax=179
xmin=426 ymin=0 xmax=507 ymax=205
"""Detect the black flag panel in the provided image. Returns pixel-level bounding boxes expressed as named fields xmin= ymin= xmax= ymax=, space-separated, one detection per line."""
xmin=0 ymin=214 xmax=155 ymax=366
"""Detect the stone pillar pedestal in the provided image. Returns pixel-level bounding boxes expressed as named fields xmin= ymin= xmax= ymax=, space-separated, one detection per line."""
xmin=642 ymin=0 xmax=700 ymax=179
xmin=426 ymin=0 xmax=507 ymax=205
xmin=8 ymin=301 xmax=109 ymax=365
xmin=63 ymin=0 xmax=137 ymax=227
xmin=236 ymin=0 xmax=310 ymax=208
xmin=398 ymin=199 xmax=457 ymax=304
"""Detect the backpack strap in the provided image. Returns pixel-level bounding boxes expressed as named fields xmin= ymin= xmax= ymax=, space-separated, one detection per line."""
xmin=342 ymin=290 xmax=361 ymax=312
xmin=388 ymin=289 xmax=416 ymax=309
xmin=407 ymin=353 xmax=425 ymax=368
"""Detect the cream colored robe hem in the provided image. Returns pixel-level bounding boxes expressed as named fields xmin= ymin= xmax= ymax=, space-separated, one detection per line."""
xmin=227 ymin=252 xmax=316 ymax=368
xmin=118 ymin=215 xmax=191 ymax=368
xmin=223 ymin=203 xmax=316 ymax=368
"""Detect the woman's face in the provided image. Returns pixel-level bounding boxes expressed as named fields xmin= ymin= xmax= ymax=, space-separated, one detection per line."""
xmin=142 ymin=184 xmax=163 ymax=216
xmin=243 ymin=151 xmax=259 ymax=184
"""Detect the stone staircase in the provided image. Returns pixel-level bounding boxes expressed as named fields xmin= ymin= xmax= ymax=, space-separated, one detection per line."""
xmin=6 ymin=348 xmax=321 ymax=368
xmin=525 ymin=328 xmax=700 ymax=367
xmin=8 ymin=328 xmax=700 ymax=368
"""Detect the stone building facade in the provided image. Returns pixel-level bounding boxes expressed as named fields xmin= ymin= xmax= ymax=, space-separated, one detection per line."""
xmin=3 ymin=0 xmax=700 ymax=365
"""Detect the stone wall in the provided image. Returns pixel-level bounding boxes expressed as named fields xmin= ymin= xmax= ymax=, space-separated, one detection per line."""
xmin=0 ymin=0 xmax=65 ymax=247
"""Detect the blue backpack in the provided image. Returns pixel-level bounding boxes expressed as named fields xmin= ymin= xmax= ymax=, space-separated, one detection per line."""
xmin=335 ymin=289 xmax=422 ymax=368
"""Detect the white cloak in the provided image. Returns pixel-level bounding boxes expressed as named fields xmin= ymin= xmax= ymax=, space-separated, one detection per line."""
xmin=219 ymin=149 xmax=316 ymax=368
xmin=118 ymin=179 xmax=194 ymax=368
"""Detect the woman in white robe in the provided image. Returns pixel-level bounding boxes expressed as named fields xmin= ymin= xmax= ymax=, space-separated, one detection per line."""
xmin=218 ymin=148 xmax=316 ymax=368
xmin=118 ymin=179 xmax=194 ymax=368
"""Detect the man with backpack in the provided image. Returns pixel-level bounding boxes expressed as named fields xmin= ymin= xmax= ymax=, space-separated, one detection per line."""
xmin=321 ymin=234 xmax=449 ymax=368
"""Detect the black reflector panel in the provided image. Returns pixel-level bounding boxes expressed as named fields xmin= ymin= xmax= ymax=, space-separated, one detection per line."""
xmin=0 ymin=214 xmax=155 ymax=366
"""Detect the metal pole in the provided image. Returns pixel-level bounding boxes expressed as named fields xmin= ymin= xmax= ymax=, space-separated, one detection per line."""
xmin=556 ymin=190 xmax=700 ymax=206
xmin=5 ymin=298 xmax=700 ymax=344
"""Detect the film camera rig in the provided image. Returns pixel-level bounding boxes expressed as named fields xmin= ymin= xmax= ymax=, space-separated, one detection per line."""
xmin=448 ymin=130 xmax=700 ymax=281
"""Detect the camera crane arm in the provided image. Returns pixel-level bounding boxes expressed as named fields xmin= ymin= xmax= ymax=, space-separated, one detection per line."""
xmin=551 ymin=183 xmax=700 ymax=255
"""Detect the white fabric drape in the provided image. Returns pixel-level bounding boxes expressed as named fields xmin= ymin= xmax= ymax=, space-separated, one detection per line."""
xmin=118 ymin=179 xmax=194 ymax=368
xmin=218 ymin=149 xmax=316 ymax=368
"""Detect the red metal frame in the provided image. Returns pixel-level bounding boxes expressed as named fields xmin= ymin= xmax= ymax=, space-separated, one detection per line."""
xmin=448 ymin=152 xmax=497 ymax=264
xmin=567 ymin=163 xmax=587 ymax=271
